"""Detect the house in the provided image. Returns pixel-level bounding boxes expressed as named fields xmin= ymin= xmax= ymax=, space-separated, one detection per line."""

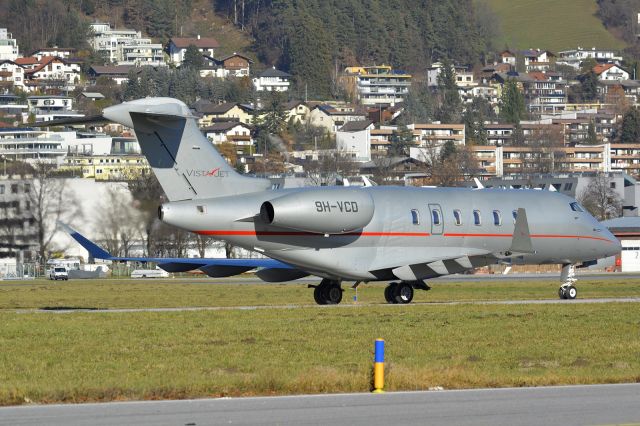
xmin=499 ymin=50 xmax=517 ymax=66
xmin=593 ymin=63 xmax=630 ymax=81
xmin=410 ymin=123 xmax=466 ymax=147
xmin=336 ymin=120 xmax=374 ymax=162
xmin=308 ymin=104 xmax=367 ymax=133
xmin=200 ymin=53 xmax=252 ymax=78
xmin=22 ymin=56 xmax=81 ymax=91
xmin=341 ymin=65 xmax=412 ymax=106
xmin=0 ymin=60 xmax=24 ymax=91
xmin=80 ymin=92 xmax=105 ymax=101
xmin=520 ymin=49 xmax=555 ymax=72
xmin=202 ymin=121 xmax=253 ymax=148
xmin=195 ymin=102 xmax=254 ymax=126
xmin=426 ymin=62 xmax=471 ymax=87
xmin=87 ymin=65 xmax=135 ymax=85
xmin=557 ymin=47 xmax=623 ymax=69
xmin=31 ymin=47 xmax=76 ymax=61
xmin=166 ymin=36 xmax=219 ymax=66
xmin=524 ymin=72 xmax=568 ymax=115
xmin=284 ymin=101 xmax=310 ymax=124
xmin=253 ymin=67 xmax=291 ymax=92
xmin=484 ymin=124 xmax=514 ymax=146
xmin=598 ymin=80 xmax=640 ymax=104
xmin=89 ymin=22 xmax=164 ymax=66
xmin=0 ymin=29 xmax=19 ymax=61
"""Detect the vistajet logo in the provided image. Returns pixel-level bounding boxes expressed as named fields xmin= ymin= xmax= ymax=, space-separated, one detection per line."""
xmin=185 ymin=168 xmax=230 ymax=177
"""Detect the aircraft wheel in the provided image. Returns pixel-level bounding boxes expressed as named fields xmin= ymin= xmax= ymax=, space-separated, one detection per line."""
xmin=558 ymin=287 xmax=566 ymax=299
xmin=314 ymin=285 xmax=327 ymax=305
xmin=324 ymin=283 xmax=343 ymax=305
xmin=394 ymin=282 xmax=414 ymax=304
xmin=565 ymin=285 xmax=577 ymax=300
xmin=385 ymin=282 xmax=398 ymax=304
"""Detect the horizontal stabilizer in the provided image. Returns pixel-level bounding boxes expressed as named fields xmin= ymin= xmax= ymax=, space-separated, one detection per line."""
xmin=199 ymin=265 xmax=254 ymax=277
xmin=32 ymin=114 xmax=108 ymax=128
xmin=59 ymin=222 xmax=112 ymax=260
xmin=256 ymin=268 xmax=309 ymax=282
xmin=510 ymin=208 xmax=534 ymax=254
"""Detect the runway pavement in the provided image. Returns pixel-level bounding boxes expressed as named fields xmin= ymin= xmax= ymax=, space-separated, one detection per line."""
xmin=1 ymin=383 xmax=639 ymax=426
xmin=12 ymin=296 xmax=640 ymax=314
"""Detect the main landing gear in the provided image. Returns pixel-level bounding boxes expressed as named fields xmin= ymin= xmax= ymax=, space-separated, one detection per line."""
xmin=312 ymin=279 xmax=343 ymax=305
xmin=384 ymin=281 xmax=430 ymax=304
xmin=558 ymin=264 xmax=578 ymax=300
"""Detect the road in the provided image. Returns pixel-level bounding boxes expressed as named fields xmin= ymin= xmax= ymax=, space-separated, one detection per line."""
xmin=1 ymin=383 xmax=639 ymax=426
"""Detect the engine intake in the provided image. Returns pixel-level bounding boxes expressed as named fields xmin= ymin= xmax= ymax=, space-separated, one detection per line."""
xmin=260 ymin=188 xmax=375 ymax=234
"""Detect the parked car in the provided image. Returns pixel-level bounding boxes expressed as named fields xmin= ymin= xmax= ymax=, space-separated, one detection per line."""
xmin=131 ymin=268 xmax=170 ymax=278
xmin=48 ymin=267 xmax=69 ymax=281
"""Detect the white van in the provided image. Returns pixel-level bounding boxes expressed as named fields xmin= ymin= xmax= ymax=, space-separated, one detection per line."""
xmin=48 ymin=267 xmax=69 ymax=281
xmin=131 ymin=268 xmax=170 ymax=278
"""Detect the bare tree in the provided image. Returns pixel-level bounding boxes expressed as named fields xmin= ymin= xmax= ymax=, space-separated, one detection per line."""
xmin=94 ymin=185 xmax=144 ymax=257
xmin=578 ymin=174 xmax=622 ymax=220
xmin=304 ymin=151 xmax=359 ymax=186
xmin=128 ymin=172 xmax=165 ymax=257
xmin=27 ymin=163 xmax=83 ymax=264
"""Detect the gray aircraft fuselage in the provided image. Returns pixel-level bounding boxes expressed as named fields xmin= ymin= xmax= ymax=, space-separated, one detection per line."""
xmin=160 ymin=186 xmax=620 ymax=282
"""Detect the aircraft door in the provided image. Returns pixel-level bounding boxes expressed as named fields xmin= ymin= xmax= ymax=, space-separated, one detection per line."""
xmin=428 ymin=203 xmax=444 ymax=235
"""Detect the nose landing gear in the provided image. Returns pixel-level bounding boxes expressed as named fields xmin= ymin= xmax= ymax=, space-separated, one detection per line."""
xmin=559 ymin=264 xmax=577 ymax=300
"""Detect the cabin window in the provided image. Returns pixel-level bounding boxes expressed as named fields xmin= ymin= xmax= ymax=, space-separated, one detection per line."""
xmin=473 ymin=210 xmax=481 ymax=226
xmin=453 ymin=209 xmax=462 ymax=226
xmin=411 ymin=209 xmax=420 ymax=225
xmin=432 ymin=209 xmax=441 ymax=225
xmin=512 ymin=210 xmax=518 ymax=223
xmin=570 ymin=202 xmax=584 ymax=213
xmin=197 ymin=205 xmax=206 ymax=214
xmin=493 ymin=210 xmax=502 ymax=226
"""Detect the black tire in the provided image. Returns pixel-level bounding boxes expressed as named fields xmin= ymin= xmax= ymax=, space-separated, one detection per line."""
xmin=313 ymin=285 xmax=327 ymax=305
xmin=385 ymin=283 xmax=398 ymax=304
xmin=566 ymin=285 xmax=577 ymax=300
xmin=558 ymin=287 xmax=566 ymax=299
xmin=324 ymin=284 xmax=343 ymax=305
xmin=394 ymin=282 xmax=414 ymax=304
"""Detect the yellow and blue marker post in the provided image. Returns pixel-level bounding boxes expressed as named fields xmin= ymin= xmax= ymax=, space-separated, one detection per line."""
xmin=373 ymin=338 xmax=385 ymax=393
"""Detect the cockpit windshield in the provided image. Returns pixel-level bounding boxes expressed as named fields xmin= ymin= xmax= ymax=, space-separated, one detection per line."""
xmin=569 ymin=202 xmax=584 ymax=213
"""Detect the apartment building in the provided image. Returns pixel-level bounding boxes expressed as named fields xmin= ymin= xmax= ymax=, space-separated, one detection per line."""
xmin=0 ymin=29 xmax=19 ymax=61
xmin=89 ymin=22 xmax=164 ymax=66
xmin=341 ymin=65 xmax=411 ymax=107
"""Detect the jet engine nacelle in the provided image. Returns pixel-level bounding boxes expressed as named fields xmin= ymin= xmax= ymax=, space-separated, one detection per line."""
xmin=260 ymin=189 xmax=375 ymax=234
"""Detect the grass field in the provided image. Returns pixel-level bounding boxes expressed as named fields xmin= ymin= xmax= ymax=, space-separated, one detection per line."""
xmin=1 ymin=276 xmax=639 ymax=309
xmin=0 ymin=277 xmax=638 ymax=406
xmin=482 ymin=0 xmax=627 ymax=52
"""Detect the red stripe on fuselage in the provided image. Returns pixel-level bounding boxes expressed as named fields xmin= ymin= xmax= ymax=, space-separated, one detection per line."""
xmin=195 ymin=230 xmax=614 ymax=243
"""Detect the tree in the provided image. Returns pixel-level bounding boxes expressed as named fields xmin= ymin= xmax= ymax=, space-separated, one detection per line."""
xmin=389 ymin=124 xmax=414 ymax=156
xmin=27 ymin=163 xmax=83 ymax=265
xmin=400 ymin=82 xmax=434 ymax=125
xmin=429 ymin=144 xmax=479 ymax=187
xmin=182 ymin=44 xmax=204 ymax=70
xmin=463 ymin=96 xmax=495 ymax=145
xmin=128 ymin=172 xmax=165 ymax=257
xmin=304 ymin=151 xmax=359 ymax=186
xmin=578 ymin=174 xmax=622 ymax=220
xmin=586 ymin=120 xmax=598 ymax=145
xmin=580 ymin=71 xmax=599 ymax=102
xmin=620 ymin=108 xmax=640 ymax=143
xmin=94 ymin=185 xmax=143 ymax=257
xmin=435 ymin=59 xmax=462 ymax=124
xmin=499 ymin=79 xmax=526 ymax=124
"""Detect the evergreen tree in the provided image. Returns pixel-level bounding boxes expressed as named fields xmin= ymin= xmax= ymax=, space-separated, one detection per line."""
xmin=586 ymin=120 xmax=598 ymax=144
xmin=620 ymin=108 xmax=640 ymax=143
xmin=182 ymin=44 xmax=204 ymax=70
xmin=463 ymin=96 xmax=495 ymax=145
xmin=435 ymin=59 xmax=462 ymax=123
xmin=389 ymin=124 xmax=414 ymax=156
xmin=439 ymin=140 xmax=457 ymax=162
xmin=499 ymin=79 xmax=526 ymax=125
xmin=580 ymin=71 xmax=599 ymax=102
xmin=400 ymin=82 xmax=434 ymax=125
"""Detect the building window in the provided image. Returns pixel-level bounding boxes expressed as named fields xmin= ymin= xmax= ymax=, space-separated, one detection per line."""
xmin=11 ymin=184 xmax=18 ymax=194
xmin=610 ymin=182 xmax=616 ymax=189
xmin=473 ymin=210 xmax=481 ymax=226
xmin=453 ymin=209 xmax=462 ymax=226
xmin=411 ymin=209 xmax=420 ymax=225
xmin=0 ymin=185 xmax=4 ymax=194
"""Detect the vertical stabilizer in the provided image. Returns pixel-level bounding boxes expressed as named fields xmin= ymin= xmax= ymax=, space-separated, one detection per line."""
xmin=103 ymin=98 xmax=271 ymax=201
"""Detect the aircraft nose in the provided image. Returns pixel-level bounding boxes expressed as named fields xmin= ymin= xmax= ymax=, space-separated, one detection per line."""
xmin=601 ymin=228 xmax=621 ymax=258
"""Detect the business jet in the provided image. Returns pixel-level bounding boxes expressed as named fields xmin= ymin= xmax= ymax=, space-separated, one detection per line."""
xmin=60 ymin=98 xmax=621 ymax=305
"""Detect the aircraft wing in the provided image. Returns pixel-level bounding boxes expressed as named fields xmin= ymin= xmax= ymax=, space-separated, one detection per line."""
xmin=61 ymin=223 xmax=305 ymax=280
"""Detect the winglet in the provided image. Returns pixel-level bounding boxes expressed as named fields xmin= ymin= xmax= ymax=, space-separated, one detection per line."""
xmin=58 ymin=222 xmax=113 ymax=260
xmin=509 ymin=208 xmax=534 ymax=254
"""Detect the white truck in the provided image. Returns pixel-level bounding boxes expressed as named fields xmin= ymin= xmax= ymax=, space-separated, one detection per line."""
xmin=48 ymin=267 xmax=69 ymax=281
xmin=130 ymin=267 xmax=170 ymax=278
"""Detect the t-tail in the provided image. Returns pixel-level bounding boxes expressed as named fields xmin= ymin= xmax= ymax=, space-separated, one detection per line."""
xmin=102 ymin=98 xmax=271 ymax=201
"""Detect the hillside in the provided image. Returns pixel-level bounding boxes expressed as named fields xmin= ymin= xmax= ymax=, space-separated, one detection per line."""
xmin=483 ymin=0 xmax=627 ymax=52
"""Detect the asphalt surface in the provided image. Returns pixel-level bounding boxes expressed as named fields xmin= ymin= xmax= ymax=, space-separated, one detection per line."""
xmin=1 ymin=383 xmax=639 ymax=426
